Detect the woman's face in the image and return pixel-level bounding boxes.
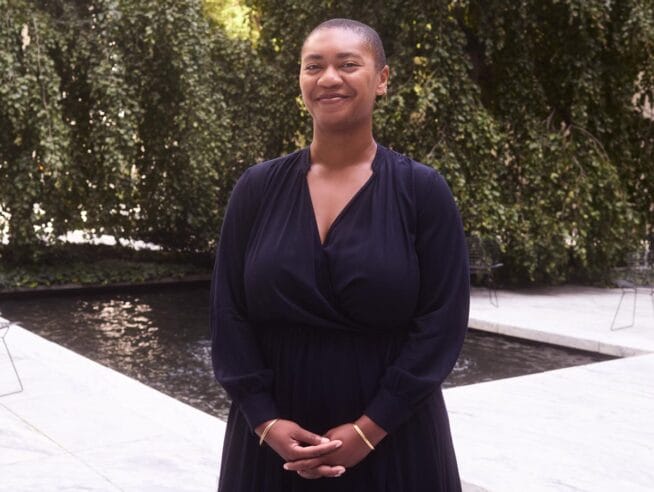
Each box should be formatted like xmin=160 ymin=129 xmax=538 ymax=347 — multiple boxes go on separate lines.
xmin=299 ymin=27 xmax=388 ymax=133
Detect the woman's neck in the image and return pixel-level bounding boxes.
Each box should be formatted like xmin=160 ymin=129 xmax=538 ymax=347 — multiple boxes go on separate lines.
xmin=309 ymin=124 xmax=377 ymax=170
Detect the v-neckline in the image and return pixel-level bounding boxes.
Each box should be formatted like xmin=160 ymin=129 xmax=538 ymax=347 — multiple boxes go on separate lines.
xmin=302 ymin=144 xmax=381 ymax=249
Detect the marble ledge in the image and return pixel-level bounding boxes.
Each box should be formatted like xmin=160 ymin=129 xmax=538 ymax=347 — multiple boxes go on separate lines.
xmin=468 ymin=317 xmax=650 ymax=357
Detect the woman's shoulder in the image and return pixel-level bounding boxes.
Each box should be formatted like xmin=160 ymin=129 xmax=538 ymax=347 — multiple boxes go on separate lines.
xmin=379 ymin=146 xmax=461 ymax=227
xmin=238 ymin=148 xmax=305 ymax=188
xmin=378 ymin=144 xmax=448 ymax=193
xmin=233 ymin=148 xmax=305 ymax=196
xmin=246 ymin=148 xmax=306 ymax=176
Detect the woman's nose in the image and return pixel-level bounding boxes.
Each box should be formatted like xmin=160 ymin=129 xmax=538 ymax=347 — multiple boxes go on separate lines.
xmin=317 ymin=65 xmax=342 ymax=86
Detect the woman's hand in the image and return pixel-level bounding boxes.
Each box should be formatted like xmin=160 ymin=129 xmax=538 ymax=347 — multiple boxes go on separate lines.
xmin=283 ymin=415 xmax=387 ymax=479
xmin=256 ymin=419 xmax=346 ymax=478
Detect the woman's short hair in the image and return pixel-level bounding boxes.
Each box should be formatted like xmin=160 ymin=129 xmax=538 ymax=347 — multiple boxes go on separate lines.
xmin=303 ymin=18 xmax=387 ymax=71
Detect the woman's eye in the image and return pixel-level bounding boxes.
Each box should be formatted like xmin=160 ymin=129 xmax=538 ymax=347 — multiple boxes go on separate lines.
xmin=343 ymin=62 xmax=358 ymax=68
xmin=304 ymin=65 xmax=320 ymax=71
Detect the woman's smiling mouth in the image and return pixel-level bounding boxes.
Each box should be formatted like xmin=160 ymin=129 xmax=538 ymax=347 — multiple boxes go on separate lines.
xmin=316 ymin=93 xmax=350 ymax=103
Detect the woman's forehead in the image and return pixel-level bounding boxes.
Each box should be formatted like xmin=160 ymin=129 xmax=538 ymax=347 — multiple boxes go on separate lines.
xmin=301 ymin=28 xmax=373 ymax=60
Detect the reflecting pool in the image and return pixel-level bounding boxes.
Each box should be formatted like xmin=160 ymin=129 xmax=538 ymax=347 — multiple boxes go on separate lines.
xmin=0 ymin=285 xmax=614 ymax=420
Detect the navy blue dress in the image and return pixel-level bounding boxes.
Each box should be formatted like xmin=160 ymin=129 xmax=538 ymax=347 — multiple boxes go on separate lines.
xmin=210 ymin=143 xmax=470 ymax=491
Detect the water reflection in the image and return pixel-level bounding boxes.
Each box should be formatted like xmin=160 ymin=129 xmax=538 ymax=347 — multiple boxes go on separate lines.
xmin=450 ymin=330 xmax=614 ymax=386
xmin=0 ymin=286 xmax=614 ymax=420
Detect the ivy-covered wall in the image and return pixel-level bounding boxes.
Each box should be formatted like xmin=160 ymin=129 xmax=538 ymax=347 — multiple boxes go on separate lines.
xmin=1 ymin=0 xmax=652 ymax=285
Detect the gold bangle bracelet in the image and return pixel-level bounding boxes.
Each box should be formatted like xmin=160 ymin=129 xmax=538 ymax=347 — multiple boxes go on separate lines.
xmin=259 ymin=418 xmax=279 ymax=446
xmin=352 ymin=423 xmax=375 ymax=451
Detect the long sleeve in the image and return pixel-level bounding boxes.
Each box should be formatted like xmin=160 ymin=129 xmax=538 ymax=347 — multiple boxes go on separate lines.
xmin=363 ymin=167 xmax=470 ymax=434
xmin=210 ymin=167 xmax=279 ymax=435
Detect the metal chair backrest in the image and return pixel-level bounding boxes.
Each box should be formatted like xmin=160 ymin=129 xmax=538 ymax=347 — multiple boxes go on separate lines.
xmin=616 ymin=248 xmax=652 ymax=286
xmin=466 ymin=235 xmax=502 ymax=271
xmin=466 ymin=236 xmax=485 ymax=269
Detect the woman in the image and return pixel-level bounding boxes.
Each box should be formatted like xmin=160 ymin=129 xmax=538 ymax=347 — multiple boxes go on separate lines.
xmin=211 ymin=18 xmax=470 ymax=491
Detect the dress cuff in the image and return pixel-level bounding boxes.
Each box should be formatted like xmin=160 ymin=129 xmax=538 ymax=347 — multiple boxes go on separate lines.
xmin=363 ymin=387 xmax=415 ymax=435
xmin=238 ymin=392 xmax=280 ymax=435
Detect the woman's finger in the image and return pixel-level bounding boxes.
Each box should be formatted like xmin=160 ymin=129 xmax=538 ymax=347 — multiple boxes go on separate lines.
xmin=290 ymin=427 xmax=329 ymax=446
xmin=284 ymin=457 xmax=321 ymax=471
xmin=296 ymin=465 xmax=346 ymax=479
xmin=288 ymin=440 xmax=342 ymax=460
xmin=297 ymin=469 xmax=321 ymax=479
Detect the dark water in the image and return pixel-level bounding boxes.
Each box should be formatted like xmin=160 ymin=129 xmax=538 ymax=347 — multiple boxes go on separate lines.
xmin=0 ymin=285 xmax=614 ymax=420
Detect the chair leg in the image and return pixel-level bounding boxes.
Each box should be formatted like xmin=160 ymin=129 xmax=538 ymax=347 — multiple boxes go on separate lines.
xmin=488 ymin=273 xmax=499 ymax=308
xmin=1 ymin=337 xmax=24 ymax=397
xmin=486 ymin=281 xmax=493 ymax=306
xmin=610 ymin=287 xmax=637 ymax=331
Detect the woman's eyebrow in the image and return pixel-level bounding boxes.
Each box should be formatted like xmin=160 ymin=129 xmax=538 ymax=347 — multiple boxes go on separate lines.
xmin=302 ymin=52 xmax=364 ymax=62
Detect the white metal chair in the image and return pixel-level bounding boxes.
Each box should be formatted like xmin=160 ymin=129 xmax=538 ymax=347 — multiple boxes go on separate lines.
xmin=466 ymin=235 xmax=504 ymax=307
xmin=0 ymin=317 xmax=24 ymax=396
xmin=609 ymin=249 xmax=654 ymax=331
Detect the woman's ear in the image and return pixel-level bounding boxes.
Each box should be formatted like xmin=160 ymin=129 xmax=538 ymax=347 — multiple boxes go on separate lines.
xmin=376 ymin=65 xmax=390 ymax=96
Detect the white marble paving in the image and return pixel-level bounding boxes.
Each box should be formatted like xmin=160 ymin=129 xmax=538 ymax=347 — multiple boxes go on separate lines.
xmin=78 ymin=435 xmax=219 ymax=492
xmin=1 ymin=283 xmax=653 ymax=491
xmin=0 ymin=320 xmax=224 ymax=492
xmin=0 ymin=452 xmax=122 ymax=492
xmin=0 ymin=405 xmax=64 ymax=466
xmin=3 ymin=391 xmax=165 ymax=453
xmin=446 ymin=354 xmax=654 ymax=492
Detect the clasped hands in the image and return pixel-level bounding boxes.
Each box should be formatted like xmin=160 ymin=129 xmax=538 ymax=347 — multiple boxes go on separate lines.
xmin=255 ymin=415 xmax=386 ymax=479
